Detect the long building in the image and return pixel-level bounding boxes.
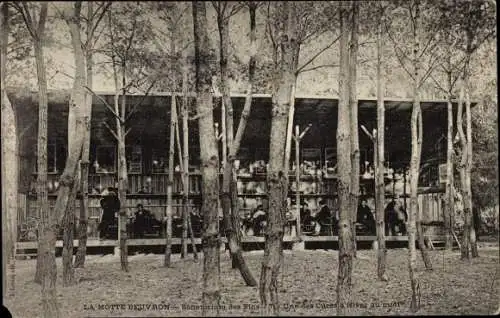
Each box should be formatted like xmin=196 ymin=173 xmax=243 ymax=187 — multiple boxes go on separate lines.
xmin=10 ymin=89 xmax=466 ymax=250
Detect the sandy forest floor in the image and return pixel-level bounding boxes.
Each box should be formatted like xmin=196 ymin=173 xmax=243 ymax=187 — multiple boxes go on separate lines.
xmin=4 ymin=243 xmax=499 ymax=317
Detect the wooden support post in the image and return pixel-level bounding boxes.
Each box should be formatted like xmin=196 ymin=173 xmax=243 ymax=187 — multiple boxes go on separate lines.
xmin=295 ymin=125 xmax=301 ymax=238
xmin=284 ymin=82 xmax=297 ymax=175
xmin=221 ymin=99 xmax=227 ymax=169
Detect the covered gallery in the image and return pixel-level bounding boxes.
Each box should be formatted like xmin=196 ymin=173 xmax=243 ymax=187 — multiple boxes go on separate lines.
xmin=12 ymin=90 xmax=461 ymax=248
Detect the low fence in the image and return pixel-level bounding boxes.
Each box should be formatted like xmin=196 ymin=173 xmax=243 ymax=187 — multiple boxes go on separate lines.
xmin=17 ymin=192 xmax=446 ymax=242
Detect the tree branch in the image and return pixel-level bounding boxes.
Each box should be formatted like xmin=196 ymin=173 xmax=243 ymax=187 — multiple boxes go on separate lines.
xmin=13 ymin=3 xmax=36 ymax=40
xmin=296 ymin=33 xmax=341 ymax=74
xmin=37 ymin=3 xmax=48 ymax=37
xmin=299 ymin=63 xmax=339 ymax=73
xmin=103 ymin=121 xmax=119 ymax=140
xmin=124 ymin=78 xmax=158 ymax=123
xmin=429 ymin=74 xmax=448 ymax=95
xmin=124 ymin=127 xmax=132 ymax=137
xmin=86 ymin=2 xmax=111 ymax=48
xmin=84 ymin=86 xmax=122 ymax=122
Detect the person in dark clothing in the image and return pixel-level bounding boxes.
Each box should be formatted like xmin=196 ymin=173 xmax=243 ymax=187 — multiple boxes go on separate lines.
xmin=252 ymin=205 xmax=267 ymax=236
xmin=301 ymin=209 xmax=316 ymax=234
xmin=133 ymin=204 xmax=153 ymax=238
xmin=473 ymin=206 xmax=481 ymax=241
xmin=315 ymin=199 xmax=336 ymax=235
xmin=98 ymin=188 xmax=120 ymax=239
xmin=384 ymin=199 xmax=407 ymax=236
xmin=357 ymin=198 xmax=376 ymax=234
xmin=190 ymin=208 xmax=203 ymax=238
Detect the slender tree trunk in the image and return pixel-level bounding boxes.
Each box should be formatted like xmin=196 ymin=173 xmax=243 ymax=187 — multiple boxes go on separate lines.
xmin=47 ymin=4 xmax=87 ymax=317
xmin=409 ymin=0 xmax=421 ymax=312
xmin=30 ymin=3 xmax=49 ymax=285
xmin=175 ymin=102 xmax=199 ymax=261
xmin=375 ymin=7 xmax=387 ymax=281
xmin=187 ymin=210 xmax=199 ymax=260
xmin=1 ymin=3 xmax=18 ymax=298
xmin=164 ymin=95 xmax=176 ymax=267
xmin=181 ymin=54 xmax=189 ymax=259
xmin=444 ymin=93 xmax=454 ymax=250
xmin=259 ymin=3 xmax=298 ymax=315
xmin=217 ymin=1 xmax=236 ymax=267
xmin=464 ymin=58 xmax=478 ymax=258
xmin=117 ymin=66 xmax=129 ymax=271
xmin=336 ymin=4 xmax=354 ymax=314
xmin=416 ymin=108 xmax=432 ymax=270
xmin=193 ymin=2 xmax=221 ymax=315
xmin=457 ymin=80 xmax=470 ymax=259
xmin=75 ymin=2 xmax=94 ymax=268
xmin=217 ymin=1 xmax=257 ymax=286
xmin=62 ymin=169 xmax=78 ymax=286
xmin=349 ymin=0 xmax=360 ymax=258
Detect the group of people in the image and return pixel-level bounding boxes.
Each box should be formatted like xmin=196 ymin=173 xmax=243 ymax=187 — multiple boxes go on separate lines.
xmin=356 ymin=197 xmax=408 ymax=236
xmin=98 ymin=187 xmax=409 ymax=240
xmin=98 ymin=188 xmax=162 ymax=239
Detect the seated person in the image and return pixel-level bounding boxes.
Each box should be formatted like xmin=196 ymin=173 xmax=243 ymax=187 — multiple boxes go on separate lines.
xmin=172 ymin=214 xmax=183 ymax=238
xmin=241 ymin=212 xmax=253 ymax=236
xmin=357 ymin=198 xmax=376 ymax=235
xmin=133 ymin=204 xmax=153 ymax=238
xmin=299 ymin=202 xmax=310 ymax=223
xmin=385 ymin=199 xmax=408 ymax=236
xmin=315 ymin=199 xmax=336 ymax=235
xmin=252 ymin=205 xmax=267 ymax=236
xmin=301 ymin=209 xmax=316 ymax=234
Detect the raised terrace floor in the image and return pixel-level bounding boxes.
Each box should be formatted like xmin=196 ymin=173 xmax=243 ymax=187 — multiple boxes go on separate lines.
xmin=16 ymin=235 xmax=449 ymax=257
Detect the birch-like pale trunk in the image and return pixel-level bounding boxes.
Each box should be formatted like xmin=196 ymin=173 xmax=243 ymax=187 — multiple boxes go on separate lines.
xmin=409 ymin=0 xmax=422 ymax=312
xmin=75 ymin=1 xmax=95 ymax=268
xmin=444 ymin=93 xmax=454 ymax=250
xmin=23 ymin=2 xmax=50 ymax=286
xmin=193 ymin=2 xmax=221 ymax=315
xmin=349 ymin=1 xmax=360 ymax=258
xmin=1 ymin=3 xmax=19 ymax=298
xmin=217 ymin=1 xmax=257 ymax=286
xmin=47 ymin=4 xmax=88 ymax=317
xmin=336 ymin=4 xmax=354 ymax=314
xmin=375 ymin=6 xmax=387 ymax=281
xmin=457 ymin=80 xmax=470 ymax=259
xmin=259 ymin=2 xmax=298 ymax=315
xmin=181 ymin=53 xmax=189 ymax=259
xmin=175 ymin=119 xmax=199 ymax=261
xmin=164 ymin=95 xmax=176 ymax=267
xmin=117 ymin=62 xmax=129 ymax=272
xmin=464 ymin=51 xmax=478 ymax=258
xmin=466 ymin=85 xmax=478 ymax=258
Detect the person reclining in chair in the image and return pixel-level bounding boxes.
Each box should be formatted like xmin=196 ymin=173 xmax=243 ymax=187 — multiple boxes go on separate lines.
xmin=384 ymin=199 xmax=407 ymax=236
xmin=133 ymin=204 xmax=156 ymax=238
xmin=357 ymin=197 xmax=376 ymax=235
xmin=314 ymin=200 xmax=335 ymax=235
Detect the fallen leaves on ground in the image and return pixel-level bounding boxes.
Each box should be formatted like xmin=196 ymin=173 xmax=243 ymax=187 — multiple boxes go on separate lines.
xmin=4 ymin=246 xmax=499 ymax=317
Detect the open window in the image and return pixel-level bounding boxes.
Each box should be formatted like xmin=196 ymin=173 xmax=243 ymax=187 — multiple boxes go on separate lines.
xmin=94 ymin=145 xmax=116 ymax=174
xmin=324 ymin=147 xmax=337 ymax=175
xmin=126 ymin=146 xmax=142 ymax=174
xmin=151 ymin=149 xmax=168 ymax=174
xmin=33 ymin=141 xmax=59 ymax=174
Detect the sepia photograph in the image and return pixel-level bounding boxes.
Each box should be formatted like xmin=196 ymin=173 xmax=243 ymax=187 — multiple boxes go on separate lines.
xmin=1 ymin=1 xmax=498 ymax=317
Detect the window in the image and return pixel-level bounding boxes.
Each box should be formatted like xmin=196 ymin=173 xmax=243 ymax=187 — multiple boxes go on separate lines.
xmin=151 ymin=149 xmax=168 ymax=174
xmin=126 ymin=146 xmax=142 ymax=174
xmin=324 ymin=147 xmax=336 ymax=173
xmin=33 ymin=142 xmax=58 ymax=174
xmin=94 ymin=145 xmax=116 ymax=174
xmin=302 ymin=148 xmax=322 ymax=175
